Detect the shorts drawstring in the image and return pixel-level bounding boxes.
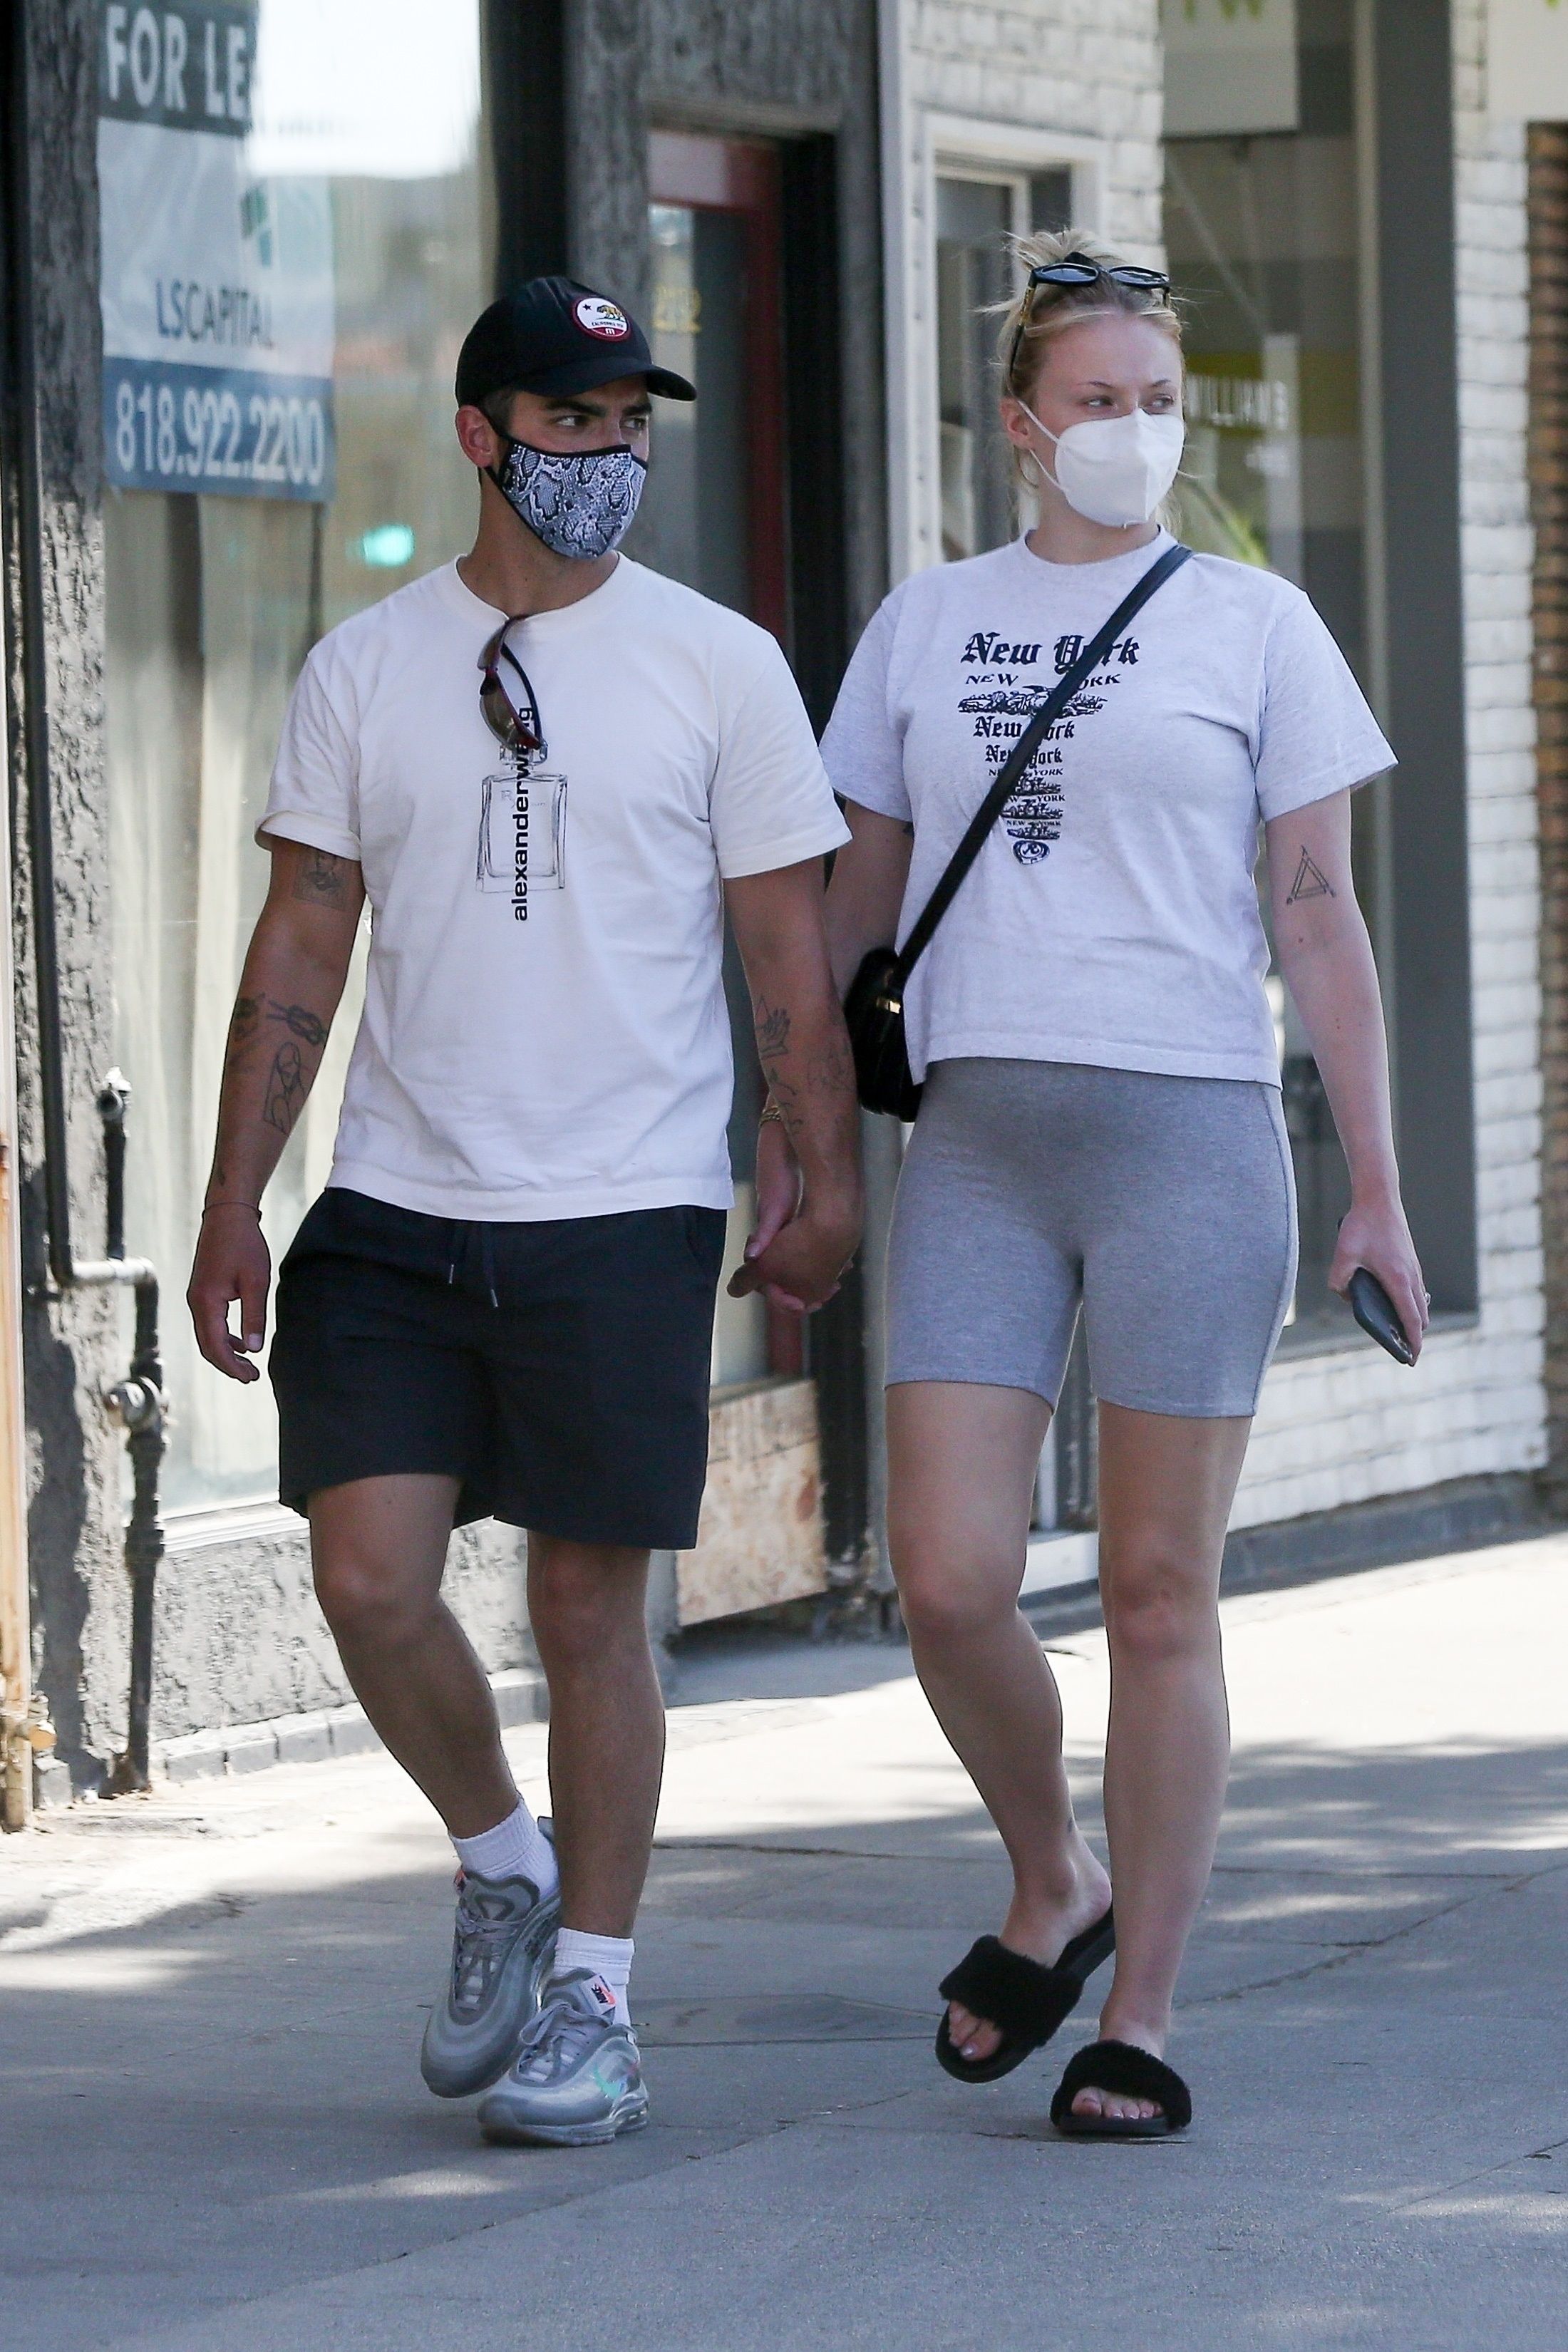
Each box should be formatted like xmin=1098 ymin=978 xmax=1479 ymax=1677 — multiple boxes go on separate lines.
xmin=447 ymin=1220 xmax=500 ymax=1309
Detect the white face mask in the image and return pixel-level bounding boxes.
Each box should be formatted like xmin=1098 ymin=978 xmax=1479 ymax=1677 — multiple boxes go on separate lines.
xmin=1020 ymin=401 xmax=1185 ymax=527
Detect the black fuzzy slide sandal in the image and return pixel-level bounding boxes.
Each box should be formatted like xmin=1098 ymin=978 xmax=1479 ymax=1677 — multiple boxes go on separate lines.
xmin=935 ymin=1908 xmax=1115 ymax=2085
xmin=1050 ymin=2038 xmax=1192 ymax=2138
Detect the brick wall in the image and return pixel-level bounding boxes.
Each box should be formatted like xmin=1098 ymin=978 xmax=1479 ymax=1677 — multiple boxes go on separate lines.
xmin=883 ymin=0 xmax=1165 ymax=574
xmin=1529 ymin=120 xmax=1568 ymax=1502
xmin=1233 ymin=0 xmax=1547 ymax=1527
xmin=901 ymin=0 xmax=1164 ymax=252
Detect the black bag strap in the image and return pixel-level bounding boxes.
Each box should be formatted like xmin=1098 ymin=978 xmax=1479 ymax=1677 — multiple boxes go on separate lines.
xmin=894 ymin=540 xmax=1193 ymax=984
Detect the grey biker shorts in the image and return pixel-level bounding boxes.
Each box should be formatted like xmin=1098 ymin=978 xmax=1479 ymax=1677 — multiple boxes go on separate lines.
xmin=885 ymin=1058 xmax=1298 ymax=1418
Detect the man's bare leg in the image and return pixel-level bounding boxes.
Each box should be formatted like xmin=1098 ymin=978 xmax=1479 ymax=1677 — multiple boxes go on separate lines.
xmin=525 ymin=1534 xmax=663 ymax=1936
xmin=309 ymin=1473 xmax=517 ymax=1837
xmin=311 ymin=1487 xmax=662 ymax=1936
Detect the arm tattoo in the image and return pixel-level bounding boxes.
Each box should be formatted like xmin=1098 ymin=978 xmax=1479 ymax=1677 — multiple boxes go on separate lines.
xmin=272 ymin=1000 xmax=328 ymax=1048
xmin=230 ymin=994 xmax=329 ymax=1056
xmin=262 ymin=1043 xmax=308 ymax=1137
xmin=754 ymin=999 xmax=792 ymax=1058
xmin=807 ymin=1037 xmax=853 ymax=1097
xmin=1286 ymin=848 xmax=1335 ymax=904
xmin=292 ymin=848 xmax=352 ymax=908
xmin=223 ymin=996 xmax=262 ymax=1077
xmin=752 ymin=993 xmax=804 ymax=1135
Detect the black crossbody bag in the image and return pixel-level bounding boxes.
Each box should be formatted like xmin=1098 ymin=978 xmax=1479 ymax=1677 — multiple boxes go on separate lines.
xmin=843 ymin=541 xmax=1193 ymax=1120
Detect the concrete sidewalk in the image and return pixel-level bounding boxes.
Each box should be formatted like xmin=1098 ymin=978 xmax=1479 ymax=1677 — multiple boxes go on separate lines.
xmin=4 ymin=1537 xmax=1566 ymax=2351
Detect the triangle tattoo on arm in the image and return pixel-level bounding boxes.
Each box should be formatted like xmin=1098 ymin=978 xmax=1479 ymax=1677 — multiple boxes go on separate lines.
xmin=1286 ymin=848 xmax=1335 ymax=904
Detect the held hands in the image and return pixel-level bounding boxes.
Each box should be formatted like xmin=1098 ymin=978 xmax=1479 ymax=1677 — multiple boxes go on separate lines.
xmin=187 ymin=1205 xmax=273 ymax=1383
xmin=729 ymin=1115 xmax=860 ymax=1315
xmin=1329 ymin=1195 xmax=1428 ymax=1361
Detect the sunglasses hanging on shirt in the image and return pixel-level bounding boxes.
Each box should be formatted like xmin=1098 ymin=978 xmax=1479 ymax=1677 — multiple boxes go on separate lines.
xmin=478 ymin=617 xmax=547 ymax=763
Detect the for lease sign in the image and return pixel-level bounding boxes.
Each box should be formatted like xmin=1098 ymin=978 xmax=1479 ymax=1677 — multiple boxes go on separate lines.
xmin=97 ymin=3 xmax=336 ymax=501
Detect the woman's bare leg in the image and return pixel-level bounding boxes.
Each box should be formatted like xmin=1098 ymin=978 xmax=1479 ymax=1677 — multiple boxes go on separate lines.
xmin=1072 ymin=1402 xmax=1252 ymax=2123
xmin=887 ymin=1381 xmax=1112 ymax=2065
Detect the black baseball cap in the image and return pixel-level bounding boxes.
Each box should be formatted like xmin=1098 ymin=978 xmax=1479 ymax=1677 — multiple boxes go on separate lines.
xmin=455 ymin=275 xmax=696 ymax=410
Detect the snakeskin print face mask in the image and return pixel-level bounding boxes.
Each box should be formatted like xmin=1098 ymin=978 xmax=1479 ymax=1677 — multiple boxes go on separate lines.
xmin=489 ymin=433 xmax=647 ymax=559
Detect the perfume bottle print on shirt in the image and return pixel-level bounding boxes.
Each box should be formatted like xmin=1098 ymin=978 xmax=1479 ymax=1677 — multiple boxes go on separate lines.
xmin=477 ymin=765 xmax=568 ymax=922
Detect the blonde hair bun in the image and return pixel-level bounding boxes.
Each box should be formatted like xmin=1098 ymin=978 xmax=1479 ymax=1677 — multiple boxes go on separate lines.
xmin=996 ymin=227 xmax=1183 ymax=406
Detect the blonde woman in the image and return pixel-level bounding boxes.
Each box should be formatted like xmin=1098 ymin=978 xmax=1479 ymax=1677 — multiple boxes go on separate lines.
xmin=794 ymin=233 xmax=1425 ymax=2134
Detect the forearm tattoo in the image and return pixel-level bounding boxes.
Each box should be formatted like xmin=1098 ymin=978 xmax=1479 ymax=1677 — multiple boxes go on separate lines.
xmin=225 ymin=994 xmax=329 ymax=1070
xmin=751 ymin=992 xmax=801 ymax=1133
xmin=220 ymin=985 xmax=332 ymax=1163
xmin=806 ymin=1036 xmax=854 ymax=1096
xmin=752 ymin=989 xmax=856 ymax=1145
xmin=274 ymin=1001 xmax=328 ymax=1048
xmin=262 ymin=1043 xmax=307 ymax=1137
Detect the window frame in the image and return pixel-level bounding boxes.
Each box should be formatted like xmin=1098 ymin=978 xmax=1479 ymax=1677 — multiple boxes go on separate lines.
xmin=882 ymin=107 xmax=1108 ymax=577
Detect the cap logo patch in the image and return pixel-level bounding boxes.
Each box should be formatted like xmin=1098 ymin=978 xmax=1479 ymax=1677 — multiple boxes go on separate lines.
xmin=574 ymin=296 xmax=631 ymax=341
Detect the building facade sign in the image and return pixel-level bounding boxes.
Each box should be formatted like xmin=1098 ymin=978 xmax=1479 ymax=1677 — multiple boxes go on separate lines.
xmin=1162 ymin=0 xmax=1299 ymax=139
xmin=97 ymin=3 xmax=335 ymax=501
xmin=1488 ymin=0 xmax=1568 ymax=119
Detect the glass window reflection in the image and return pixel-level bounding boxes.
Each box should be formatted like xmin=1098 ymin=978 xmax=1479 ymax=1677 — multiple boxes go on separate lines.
xmin=105 ymin=0 xmax=492 ymax=1508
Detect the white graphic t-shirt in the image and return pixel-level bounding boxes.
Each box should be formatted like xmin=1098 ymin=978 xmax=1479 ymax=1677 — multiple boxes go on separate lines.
xmin=820 ymin=530 xmax=1394 ymax=1088
xmin=260 ymin=557 xmax=850 ymax=1219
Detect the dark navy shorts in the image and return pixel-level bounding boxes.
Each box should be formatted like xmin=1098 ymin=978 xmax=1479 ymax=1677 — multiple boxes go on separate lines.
xmin=270 ymin=1187 xmax=726 ymax=1549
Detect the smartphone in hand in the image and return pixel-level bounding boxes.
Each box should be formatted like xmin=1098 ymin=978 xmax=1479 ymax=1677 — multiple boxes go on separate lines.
xmin=1346 ymin=1266 xmax=1415 ymax=1366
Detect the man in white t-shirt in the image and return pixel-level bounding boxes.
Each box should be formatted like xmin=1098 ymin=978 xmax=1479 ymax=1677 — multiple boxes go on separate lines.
xmin=187 ymin=276 xmax=860 ymax=2147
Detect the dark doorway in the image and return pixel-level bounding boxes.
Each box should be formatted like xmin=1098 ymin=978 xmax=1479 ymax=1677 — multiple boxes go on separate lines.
xmin=640 ymin=131 xmax=799 ymax=1388
xmin=642 ymin=133 xmax=787 ymax=634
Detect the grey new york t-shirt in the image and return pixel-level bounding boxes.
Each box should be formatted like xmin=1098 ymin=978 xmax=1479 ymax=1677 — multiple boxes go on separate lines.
xmin=820 ymin=530 xmax=1394 ymax=1088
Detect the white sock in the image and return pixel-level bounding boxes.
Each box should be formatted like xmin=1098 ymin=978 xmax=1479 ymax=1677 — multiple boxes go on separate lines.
xmin=450 ymin=1799 xmax=559 ymax=1899
xmin=552 ymin=1927 xmax=634 ymax=2026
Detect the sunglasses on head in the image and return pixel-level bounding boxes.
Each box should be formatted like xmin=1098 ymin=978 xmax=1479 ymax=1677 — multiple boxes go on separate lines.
xmin=1008 ymin=254 xmax=1172 ymax=381
xmin=478 ymin=617 xmax=546 ymax=762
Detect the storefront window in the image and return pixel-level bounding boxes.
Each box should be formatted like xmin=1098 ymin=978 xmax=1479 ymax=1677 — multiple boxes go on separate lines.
xmin=934 ymin=167 xmax=1073 ymax=561
xmin=103 ymin=0 xmax=491 ymax=1510
xmin=1162 ymin=0 xmax=1375 ymax=1336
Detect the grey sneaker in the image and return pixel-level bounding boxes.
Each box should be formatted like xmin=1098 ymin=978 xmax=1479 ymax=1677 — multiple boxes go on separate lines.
xmin=477 ymin=1968 xmax=649 ymax=2147
xmin=419 ymin=1829 xmax=560 ymax=2099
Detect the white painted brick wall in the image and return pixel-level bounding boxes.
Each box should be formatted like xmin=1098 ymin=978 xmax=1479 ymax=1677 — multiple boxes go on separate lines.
xmin=882 ymin=0 xmax=1164 ymax=569
xmin=1237 ymin=0 xmax=1547 ymax=1527
xmin=902 ymin=0 xmax=1165 ymax=257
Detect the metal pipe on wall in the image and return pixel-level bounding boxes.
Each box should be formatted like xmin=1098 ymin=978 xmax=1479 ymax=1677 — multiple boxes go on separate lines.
xmin=2 ymin=0 xmax=166 ymax=1810
xmin=0 ymin=734 xmax=38 ymax=1830
xmin=0 ymin=0 xmax=41 ymax=1828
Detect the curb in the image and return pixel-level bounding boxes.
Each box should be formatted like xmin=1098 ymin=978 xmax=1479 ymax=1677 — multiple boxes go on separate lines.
xmin=145 ymin=1666 xmax=550 ymax=1790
